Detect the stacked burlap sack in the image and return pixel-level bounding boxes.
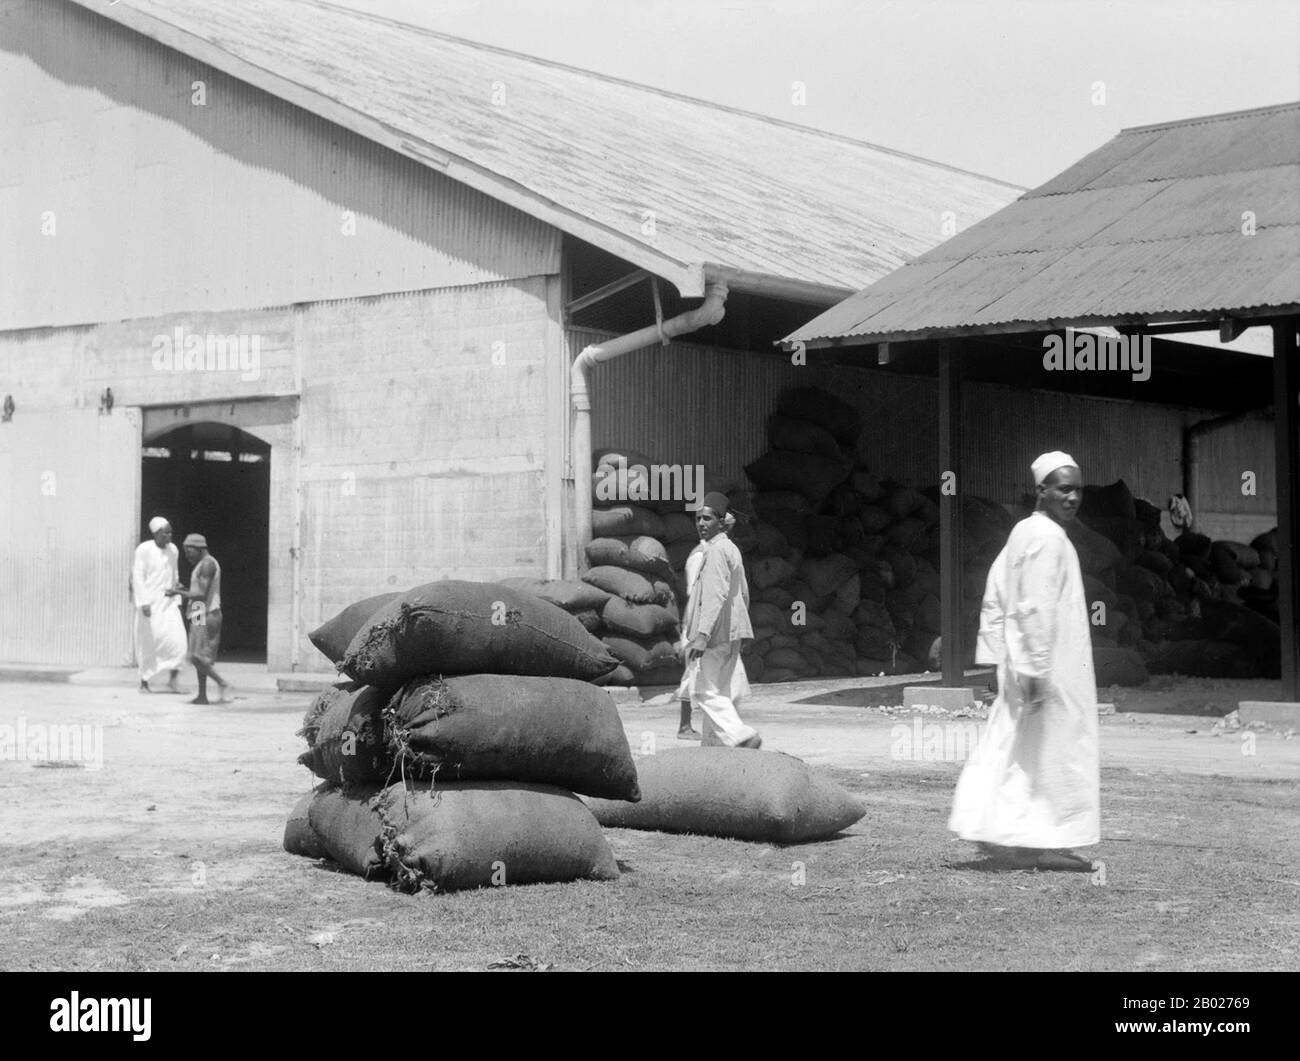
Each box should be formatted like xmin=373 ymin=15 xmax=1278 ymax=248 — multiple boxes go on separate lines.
xmin=284 ymin=580 xmax=637 ymax=892
xmin=580 ymin=446 xmax=706 ymax=688
xmin=735 ymin=386 xmax=1015 ymax=684
xmin=1064 ymin=480 xmax=1281 ymax=683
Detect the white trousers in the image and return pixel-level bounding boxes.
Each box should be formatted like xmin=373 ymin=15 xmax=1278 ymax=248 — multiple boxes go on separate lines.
xmin=691 ymin=642 xmax=757 ymax=747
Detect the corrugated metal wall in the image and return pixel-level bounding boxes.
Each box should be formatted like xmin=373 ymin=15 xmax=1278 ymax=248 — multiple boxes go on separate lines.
xmin=0 ymin=408 xmax=141 ymax=666
xmin=578 ymin=328 xmax=1240 ymax=514
xmin=0 ymin=0 xmax=561 ymax=330
xmin=1189 ymin=414 xmax=1277 ymax=543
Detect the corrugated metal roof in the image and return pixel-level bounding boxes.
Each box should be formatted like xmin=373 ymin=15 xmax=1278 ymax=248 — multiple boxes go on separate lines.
xmin=67 ymin=0 xmax=1022 ymax=302
xmin=789 ymin=102 xmax=1300 ymax=343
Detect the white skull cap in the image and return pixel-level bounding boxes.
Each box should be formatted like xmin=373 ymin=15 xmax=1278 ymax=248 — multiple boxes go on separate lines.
xmin=1031 ymin=451 xmax=1078 ymax=486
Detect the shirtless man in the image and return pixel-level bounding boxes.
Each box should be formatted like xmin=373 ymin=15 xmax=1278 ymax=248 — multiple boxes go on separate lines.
xmin=167 ymin=533 xmax=231 ymax=705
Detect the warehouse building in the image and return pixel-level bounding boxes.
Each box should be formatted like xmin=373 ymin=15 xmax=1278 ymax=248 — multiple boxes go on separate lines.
xmin=0 ymin=0 xmax=1280 ymax=681
xmin=786 ymin=102 xmax=1300 ymax=700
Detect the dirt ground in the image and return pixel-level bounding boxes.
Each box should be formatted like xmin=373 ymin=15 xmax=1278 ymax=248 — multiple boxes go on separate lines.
xmin=1 ymin=668 xmax=1297 ymax=972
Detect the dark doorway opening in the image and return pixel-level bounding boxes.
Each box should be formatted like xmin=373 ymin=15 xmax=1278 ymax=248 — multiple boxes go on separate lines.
xmin=141 ymin=423 xmax=271 ymax=662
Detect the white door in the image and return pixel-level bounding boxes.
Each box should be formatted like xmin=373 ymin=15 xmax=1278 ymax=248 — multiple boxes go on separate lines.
xmin=0 ymin=407 xmax=142 ymax=666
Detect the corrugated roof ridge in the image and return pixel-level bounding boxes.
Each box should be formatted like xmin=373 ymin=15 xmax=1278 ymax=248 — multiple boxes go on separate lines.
xmin=922 ymin=219 xmax=1300 ymax=264
xmin=300 ymin=0 xmax=1025 ymax=192
xmin=1119 ymin=100 xmax=1300 ymax=135
xmin=1029 ymin=159 xmax=1300 ymax=196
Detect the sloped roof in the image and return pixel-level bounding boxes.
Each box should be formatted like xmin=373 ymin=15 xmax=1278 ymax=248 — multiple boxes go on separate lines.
xmin=788 ymin=102 xmax=1300 ymax=343
xmin=70 ymin=0 xmax=1022 ymax=302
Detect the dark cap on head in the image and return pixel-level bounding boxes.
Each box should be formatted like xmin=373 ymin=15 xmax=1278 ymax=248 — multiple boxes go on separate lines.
xmin=701 ymin=491 xmax=729 ymax=517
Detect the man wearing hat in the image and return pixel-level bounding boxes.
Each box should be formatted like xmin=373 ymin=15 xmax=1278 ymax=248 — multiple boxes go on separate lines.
xmin=948 ymin=452 xmax=1100 ymax=871
xmin=680 ymin=492 xmax=761 ymax=749
xmin=131 ymin=517 xmax=187 ymax=693
xmin=166 ymin=533 xmax=230 ymax=704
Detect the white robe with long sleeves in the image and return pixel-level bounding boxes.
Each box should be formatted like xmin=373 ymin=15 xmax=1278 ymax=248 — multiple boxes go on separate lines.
xmin=132 ymin=539 xmax=187 ymax=681
xmin=948 ymin=512 xmax=1100 ymax=849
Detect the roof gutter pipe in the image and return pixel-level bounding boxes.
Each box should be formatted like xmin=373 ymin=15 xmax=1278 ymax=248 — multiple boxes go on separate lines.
xmin=570 ymin=279 xmax=729 ymax=564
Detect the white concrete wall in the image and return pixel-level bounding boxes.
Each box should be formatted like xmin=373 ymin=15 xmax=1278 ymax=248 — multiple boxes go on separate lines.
xmin=294 ymin=280 xmax=556 ymax=671
xmin=0 ymin=279 xmax=557 ymax=671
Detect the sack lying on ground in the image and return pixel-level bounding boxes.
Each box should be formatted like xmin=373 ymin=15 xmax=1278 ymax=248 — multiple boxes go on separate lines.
xmin=309 ymin=593 xmax=404 ymax=663
xmin=307 ymin=780 xmax=620 ymax=890
xmin=583 ymin=748 xmax=865 ymax=843
xmin=385 ymin=674 xmax=640 ymax=800
xmin=308 ymin=782 xmax=388 ymax=878
xmin=381 ymin=781 xmax=620 ymax=893
xmin=340 ymin=581 xmax=618 ymax=686
xmin=283 ymin=786 xmax=331 ymax=859
xmin=298 ymin=684 xmax=394 ymax=785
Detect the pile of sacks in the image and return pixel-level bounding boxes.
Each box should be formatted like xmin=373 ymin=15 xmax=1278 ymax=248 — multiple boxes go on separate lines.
xmin=1066 ymin=480 xmax=1281 ymax=682
xmin=283 ymin=580 xmax=639 ymax=892
xmin=578 ymin=447 xmax=701 ymax=687
xmin=718 ymin=386 xmax=1015 ymax=683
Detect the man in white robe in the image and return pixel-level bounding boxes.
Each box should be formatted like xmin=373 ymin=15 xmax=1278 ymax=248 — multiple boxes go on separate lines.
xmin=681 ymin=492 xmax=759 ymax=749
xmin=948 ymin=452 xmax=1099 ymax=870
xmin=132 ymin=517 xmax=187 ymax=693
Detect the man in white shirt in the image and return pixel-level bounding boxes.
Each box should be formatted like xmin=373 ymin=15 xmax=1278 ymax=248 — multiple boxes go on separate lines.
xmin=948 ymin=451 xmax=1099 ymax=871
xmin=131 ymin=517 xmax=187 ymax=693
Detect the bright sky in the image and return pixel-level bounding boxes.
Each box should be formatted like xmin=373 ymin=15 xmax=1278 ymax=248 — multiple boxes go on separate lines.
xmin=335 ymin=0 xmax=1300 ymax=188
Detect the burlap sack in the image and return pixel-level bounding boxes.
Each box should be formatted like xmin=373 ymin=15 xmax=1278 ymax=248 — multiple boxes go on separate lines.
xmin=340 ymin=581 xmax=619 ymax=686
xmin=308 ymin=592 xmax=403 ymax=663
xmin=308 ymin=782 xmax=388 ymax=878
xmin=592 ymin=505 xmax=668 ymax=539
xmin=385 ymin=674 xmax=640 ymax=800
xmin=297 ymin=684 xmax=393 ymax=785
xmin=584 ymin=748 xmax=866 ymax=843
xmin=381 ymin=781 xmax=620 ymax=893
xmin=283 ymin=786 xmax=331 ymax=859
xmin=583 ymin=566 xmax=658 ymax=604
xmin=601 ymin=597 xmax=679 ymax=639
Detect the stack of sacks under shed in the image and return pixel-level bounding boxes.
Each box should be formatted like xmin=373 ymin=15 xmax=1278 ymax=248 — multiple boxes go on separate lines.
xmin=1061 ymin=478 xmax=1281 ymax=682
xmin=581 ymin=447 xmax=691 ymax=687
xmin=283 ymin=580 xmax=638 ymax=892
xmin=735 ymin=385 xmax=1016 ymax=684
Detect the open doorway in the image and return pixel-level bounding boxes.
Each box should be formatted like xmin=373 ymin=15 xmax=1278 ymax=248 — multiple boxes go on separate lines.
xmin=141 ymin=422 xmax=271 ymax=662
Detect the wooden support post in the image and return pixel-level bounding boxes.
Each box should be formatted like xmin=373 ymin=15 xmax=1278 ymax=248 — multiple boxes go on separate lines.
xmin=938 ymin=341 xmax=965 ymax=686
xmin=1273 ymin=316 xmax=1300 ymax=700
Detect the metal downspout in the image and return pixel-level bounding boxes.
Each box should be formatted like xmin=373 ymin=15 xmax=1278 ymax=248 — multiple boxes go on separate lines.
xmin=570 ymin=280 xmax=729 ymax=562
